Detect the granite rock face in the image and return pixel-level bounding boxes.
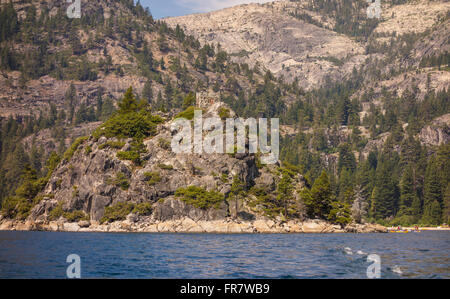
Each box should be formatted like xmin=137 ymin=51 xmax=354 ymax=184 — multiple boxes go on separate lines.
xmin=165 ymin=1 xmax=366 ymax=90
xmin=27 ymin=102 xmax=303 ymax=225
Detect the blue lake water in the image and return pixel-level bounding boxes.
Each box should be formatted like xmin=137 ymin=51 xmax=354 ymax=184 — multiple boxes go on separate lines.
xmin=0 ymin=231 xmax=448 ymax=278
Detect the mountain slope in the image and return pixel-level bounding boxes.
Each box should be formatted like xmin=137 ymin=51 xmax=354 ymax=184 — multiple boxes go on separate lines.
xmin=165 ymin=1 xmax=367 ymax=90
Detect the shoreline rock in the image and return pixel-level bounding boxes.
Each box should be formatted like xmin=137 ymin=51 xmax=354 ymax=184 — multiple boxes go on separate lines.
xmin=0 ymin=218 xmax=387 ymax=234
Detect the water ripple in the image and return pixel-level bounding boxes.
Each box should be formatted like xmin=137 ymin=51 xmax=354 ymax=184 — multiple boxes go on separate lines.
xmin=0 ymin=231 xmax=448 ymax=278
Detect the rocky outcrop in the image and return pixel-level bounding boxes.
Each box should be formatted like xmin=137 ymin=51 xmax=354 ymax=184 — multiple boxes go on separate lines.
xmin=419 ymin=114 xmax=450 ymax=147
xmin=0 ymin=97 xmax=391 ymax=234
xmin=25 ymin=101 xmax=291 ymax=225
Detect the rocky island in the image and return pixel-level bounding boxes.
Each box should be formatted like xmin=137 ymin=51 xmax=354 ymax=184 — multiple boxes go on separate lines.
xmin=0 ymin=88 xmax=386 ymax=233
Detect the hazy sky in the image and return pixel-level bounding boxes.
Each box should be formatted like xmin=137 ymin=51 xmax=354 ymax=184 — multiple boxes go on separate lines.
xmin=141 ymin=0 xmax=273 ymax=19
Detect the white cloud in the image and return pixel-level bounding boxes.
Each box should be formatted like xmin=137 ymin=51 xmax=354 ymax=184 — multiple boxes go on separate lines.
xmin=177 ymin=0 xmax=275 ymax=12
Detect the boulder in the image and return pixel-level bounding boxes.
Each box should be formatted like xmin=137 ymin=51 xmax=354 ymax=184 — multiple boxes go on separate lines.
xmin=78 ymin=220 xmax=91 ymax=228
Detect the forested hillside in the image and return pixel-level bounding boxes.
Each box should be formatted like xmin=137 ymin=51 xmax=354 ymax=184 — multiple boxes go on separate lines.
xmin=0 ymin=0 xmax=449 ymax=227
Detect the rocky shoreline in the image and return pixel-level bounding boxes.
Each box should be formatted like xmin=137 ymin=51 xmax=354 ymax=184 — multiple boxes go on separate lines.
xmin=0 ymin=218 xmax=387 ymax=234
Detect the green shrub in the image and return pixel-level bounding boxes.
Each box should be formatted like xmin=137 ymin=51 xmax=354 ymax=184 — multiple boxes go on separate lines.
xmin=63 ymin=136 xmax=88 ymax=161
xmin=72 ymin=185 xmax=79 ymax=198
xmin=1 ymin=167 xmax=48 ymax=220
xmin=175 ymin=186 xmax=224 ymax=210
xmin=93 ymin=110 xmax=162 ymax=141
xmin=48 ymin=202 xmax=64 ymax=221
xmin=143 ymin=171 xmax=161 ymax=185
xmin=158 ymin=138 xmax=171 ymax=150
xmin=85 ymin=145 xmax=92 ymax=155
xmin=158 ymin=163 xmax=173 ymax=170
xmin=116 ymin=140 xmax=147 ymax=165
xmin=175 ymin=106 xmax=203 ymax=120
xmin=108 ymin=172 xmax=130 ymax=190
xmin=99 ymin=141 xmax=125 ymax=150
xmin=64 ymin=210 xmax=89 ymax=222
xmin=1 ymin=196 xmax=33 ymax=220
xmin=132 ymin=202 xmax=152 ymax=216
xmin=100 ymin=202 xmax=135 ymax=224
xmin=92 ymin=87 xmax=164 ymax=141
xmin=218 ymin=107 xmax=231 ymax=120
xmin=117 ymin=151 xmax=141 ymax=164
xmin=221 ymin=173 xmax=229 ymax=183
xmin=248 ymin=186 xmax=282 ymax=219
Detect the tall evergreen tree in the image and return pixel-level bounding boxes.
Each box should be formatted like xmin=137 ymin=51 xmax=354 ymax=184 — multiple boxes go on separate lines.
xmin=371 ymin=161 xmax=397 ymax=219
xmin=398 ymin=165 xmax=419 ymax=217
xmin=422 ymin=157 xmax=443 ymax=224
xmin=230 ymin=175 xmax=246 ymax=219
xmin=310 ymin=170 xmax=333 ymax=219
xmin=277 ymin=170 xmax=294 ymax=219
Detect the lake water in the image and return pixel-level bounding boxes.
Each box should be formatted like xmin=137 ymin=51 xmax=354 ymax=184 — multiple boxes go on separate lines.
xmin=0 ymin=231 xmax=448 ymax=279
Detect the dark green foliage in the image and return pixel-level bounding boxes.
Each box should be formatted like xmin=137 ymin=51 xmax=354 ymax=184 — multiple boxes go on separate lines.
xmin=175 ymin=106 xmax=200 ymax=120
xmin=116 ymin=140 xmax=147 ymax=165
xmin=157 ymin=138 xmax=171 ymax=150
xmin=338 ymin=143 xmax=356 ymax=173
xmin=108 ymin=172 xmax=130 ymax=190
xmin=157 ymin=163 xmax=173 ymax=170
xmin=63 ymin=136 xmax=88 ymax=162
xmin=276 ymin=169 xmax=294 ymax=219
xmin=0 ymin=2 xmax=19 ymax=42
xmin=308 ymin=171 xmax=333 ymax=219
xmin=100 ymin=201 xmax=152 ymax=223
xmin=398 ymin=165 xmax=419 ymax=219
xmin=143 ymin=171 xmax=161 ymax=185
xmin=420 ymin=51 xmax=450 ymax=69
xmin=230 ymin=175 xmax=246 ymax=218
xmin=218 ymin=107 xmax=231 ymax=120
xmin=93 ymin=87 xmax=163 ymax=141
xmin=100 ymin=202 xmax=134 ymax=223
xmin=421 ymin=157 xmax=443 ymax=225
xmin=132 ymin=202 xmax=152 ymax=216
xmin=182 ymin=93 xmax=196 ymax=110
xmin=1 ymin=152 xmax=60 ymax=219
xmin=328 ymin=201 xmax=352 ymax=227
xmin=175 ymin=186 xmax=224 ymax=210
xmin=96 ymin=111 xmax=158 ymax=140
xmin=64 ymin=210 xmax=89 ymax=222
xmin=371 ymin=161 xmax=397 ymax=219
xmin=98 ymin=141 xmax=125 ymax=150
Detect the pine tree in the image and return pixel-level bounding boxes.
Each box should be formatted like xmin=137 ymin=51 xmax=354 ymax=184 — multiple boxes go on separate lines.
xmin=277 ymin=170 xmax=294 ymax=219
xmin=443 ymin=183 xmax=450 ymax=225
xmin=338 ymin=168 xmax=354 ymax=204
xmin=118 ymin=86 xmax=141 ymax=113
xmin=398 ymin=165 xmax=418 ymax=217
xmin=422 ymin=157 xmax=443 ymax=225
xmin=310 ymin=170 xmax=333 ymax=219
xmin=230 ymin=175 xmax=246 ymax=219
xmin=352 ymin=184 xmax=368 ymax=223
xmin=338 ymin=143 xmax=356 ymax=173
xmin=300 ymin=187 xmax=314 ymax=218
xmin=371 ymin=161 xmax=397 ymax=219
xmin=142 ymin=79 xmax=153 ymax=104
